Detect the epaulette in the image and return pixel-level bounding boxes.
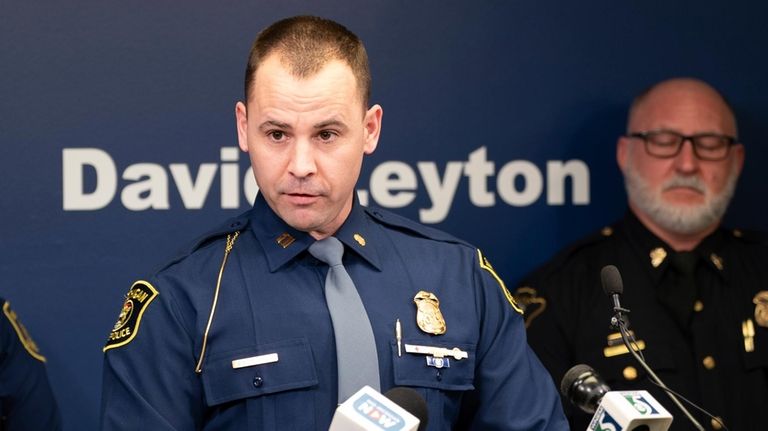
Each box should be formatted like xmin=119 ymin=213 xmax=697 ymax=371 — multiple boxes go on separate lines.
xmin=728 ymin=227 xmax=768 ymax=245
xmin=153 ymin=211 xmax=252 ymax=274
xmin=522 ymin=224 xmax=615 ymax=285
xmin=363 ymin=206 xmax=471 ymax=248
xmin=551 ymin=224 xmax=615 ymax=263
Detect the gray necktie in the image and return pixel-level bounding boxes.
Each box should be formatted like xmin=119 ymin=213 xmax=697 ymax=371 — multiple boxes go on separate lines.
xmin=308 ymin=236 xmax=380 ymax=402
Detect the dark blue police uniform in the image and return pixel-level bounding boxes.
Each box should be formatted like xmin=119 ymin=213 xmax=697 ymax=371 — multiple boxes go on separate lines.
xmin=101 ymin=195 xmax=567 ymax=430
xmin=0 ymin=298 xmax=62 ymax=431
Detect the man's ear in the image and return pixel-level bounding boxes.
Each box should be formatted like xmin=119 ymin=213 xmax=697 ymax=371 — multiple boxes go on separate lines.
xmin=235 ymin=101 xmax=249 ymax=153
xmin=732 ymin=143 xmax=745 ymax=175
xmin=616 ymin=136 xmax=629 ymax=173
xmin=362 ymin=104 xmax=383 ymax=155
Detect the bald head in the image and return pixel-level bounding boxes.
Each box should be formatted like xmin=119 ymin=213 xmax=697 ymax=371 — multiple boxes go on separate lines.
xmin=627 ymin=78 xmax=737 ymax=138
xmin=618 ymin=77 xmax=745 ymax=250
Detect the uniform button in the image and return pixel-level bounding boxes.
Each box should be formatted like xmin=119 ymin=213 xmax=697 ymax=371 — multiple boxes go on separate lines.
xmin=435 ymin=370 xmax=442 ymax=381
xmin=622 ymin=366 xmax=638 ymax=381
xmin=694 ymin=301 xmax=704 ymax=312
xmin=711 ymin=417 xmax=724 ymax=430
xmin=702 ymin=356 xmax=716 ymax=370
xmin=252 ymin=376 xmax=263 ymax=387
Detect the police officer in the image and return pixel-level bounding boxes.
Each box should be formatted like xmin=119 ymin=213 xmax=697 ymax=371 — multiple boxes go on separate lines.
xmin=0 ymin=298 xmax=62 ymax=430
xmin=516 ymin=78 xmax=767 ymax=430
xmin=100 ymin=16 xmax=567 ymax=430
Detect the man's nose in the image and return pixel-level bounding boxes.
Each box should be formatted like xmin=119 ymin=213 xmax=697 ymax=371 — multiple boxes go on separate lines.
xmin=287 ymin=140 xmax=317 ymax=178
xmin=673 ymin=138 xmax=700 ymax=173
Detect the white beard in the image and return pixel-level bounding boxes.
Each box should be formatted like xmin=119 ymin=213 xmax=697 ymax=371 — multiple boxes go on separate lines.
xmin=623 ymin=157 xmax=739 ymax=235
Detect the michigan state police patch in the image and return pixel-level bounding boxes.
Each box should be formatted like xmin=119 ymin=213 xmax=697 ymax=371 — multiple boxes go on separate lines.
xmin=104 ymin=280 xmax=158 ymax=351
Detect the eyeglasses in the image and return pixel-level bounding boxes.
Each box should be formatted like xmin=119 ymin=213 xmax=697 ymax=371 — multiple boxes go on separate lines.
xmin=625 ymin=130 xmax=738 ymax=161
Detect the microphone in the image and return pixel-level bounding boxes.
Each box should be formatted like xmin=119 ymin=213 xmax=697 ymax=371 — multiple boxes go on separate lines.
xmin=561 ymin=364 xmax=672 ymax=431
xmin=599 ymin=265 xmax=711 ymax=431
xmin=600 ymin=265 xmax=630 ymax=329
xmin=329 ymin=385 xmax=427 ymax=431
xmin=560 ymin=364 xmax=610 ymax=414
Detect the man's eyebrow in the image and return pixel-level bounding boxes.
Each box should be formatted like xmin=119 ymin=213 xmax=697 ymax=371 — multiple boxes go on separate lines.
xmin=258 ymin=120 xmax=291 ymax=131
xmin=314 ymin=119 xmax=348 ymax=130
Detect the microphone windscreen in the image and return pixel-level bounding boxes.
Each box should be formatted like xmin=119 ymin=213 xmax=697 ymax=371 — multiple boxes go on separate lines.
xmin=560 ymin=364 xmax=595 ymax=397
xmin=560 ymin=364 xmax=610 ymax=414
xmin=600 ymin=265 xmax=623 ymax=296
xmin=384 ymin=387 xmax=428 ymax=431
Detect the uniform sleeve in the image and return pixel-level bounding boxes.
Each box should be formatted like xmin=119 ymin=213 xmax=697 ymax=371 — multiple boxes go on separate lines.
xmin=518 ymin=265 xmax=595 ymax=427
xmin=0 ymin=302 xmax=62 ymax=431
xmin=100 ymin=279 xmax=205 ymax=430
xmin=456 ymin=251 xmax=568 ymax=430
xmin=518 ymin=268 xmax=576 ymax=395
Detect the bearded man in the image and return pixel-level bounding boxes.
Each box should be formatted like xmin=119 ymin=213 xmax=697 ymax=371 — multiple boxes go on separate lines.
xmin=516 ymin=78 xmax=768 ymax=430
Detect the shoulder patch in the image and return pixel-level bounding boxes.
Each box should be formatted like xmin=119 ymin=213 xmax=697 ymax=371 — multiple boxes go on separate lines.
xmin=512 ymin=286 xmax=547 ymax=328
xmin=104 ymin=280 xmax=159 ymax=352
xmin=477 ymin=249 xmax=523 ymax=314
xmin=3 ymin=301 xmax=46 ymax=362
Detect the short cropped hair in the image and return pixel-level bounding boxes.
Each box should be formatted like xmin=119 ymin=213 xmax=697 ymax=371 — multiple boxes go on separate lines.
xmin=243 ymin=16 xmax=371 ymax=108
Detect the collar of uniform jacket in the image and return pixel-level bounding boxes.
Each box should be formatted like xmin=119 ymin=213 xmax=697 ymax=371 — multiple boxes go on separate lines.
xmin=620 ymin=210 xmax=730 ymax=284
xmin=248 ymin=194 xmax=384 ymax=272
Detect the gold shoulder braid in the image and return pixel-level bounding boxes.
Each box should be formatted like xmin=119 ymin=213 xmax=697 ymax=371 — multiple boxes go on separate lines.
xmin=3 ymin=301 xmax=46 ymax=362
xmin=195 ymin=231 xmax=240 ymax=373
xmin=477 ymin=249 xmax=523 ymax=314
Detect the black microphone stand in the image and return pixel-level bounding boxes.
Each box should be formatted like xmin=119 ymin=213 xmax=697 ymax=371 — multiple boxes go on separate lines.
xmin=610 ymin=301 xmax=706 ymax=431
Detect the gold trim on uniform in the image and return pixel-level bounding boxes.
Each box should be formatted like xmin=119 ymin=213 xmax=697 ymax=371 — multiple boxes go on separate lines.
xmin=513 ymin=287 xmax=547 ymax=328
xmin=623 ymin=366 xmax=638 ymax=381
xmin=753 ymin=291 xmax=768 ymax=328
xmin=413 ymin=291 xmax=446 ymax=335
xmin=709 ymin=253 xmax=723 ymax=271
xmin=649 ymin=247 xmax=667 ymax=268
xmin=103 ymin=280 xmax=159 ymax=352
xmin=2 ymin=301 xmax=46 ymax=362
xmin=276 ymin=232 xmax=295 ymax=248
xmin=477 ymin=249 xmax=523 ymax=314
xmin=353 ymin=233 xmax=366 ymax=246
xmin=711 ymin=417 xmax=725 ymax=430
xmin=742 ymin=319 xmax=755 ymax=353
xmin=196 ymin=231 xmax=240 ymax=373
xmin=702 ymin=355 xmax=716 ymax=370
xmin=604 ymin=341 xmax=646 ymax=358
xmin=604 ymin=330 xmax=645 ymax=357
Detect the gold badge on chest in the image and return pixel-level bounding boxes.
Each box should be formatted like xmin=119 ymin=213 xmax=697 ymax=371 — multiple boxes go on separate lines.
xmin=413 ymin=291 xmax=446 ymax=335
xmin=753 ymin=291 xmax=768 ymax=328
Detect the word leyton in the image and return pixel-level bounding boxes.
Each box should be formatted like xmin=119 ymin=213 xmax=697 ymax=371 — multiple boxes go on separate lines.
xmin=62 ymin=146 xmax=589 ymax=224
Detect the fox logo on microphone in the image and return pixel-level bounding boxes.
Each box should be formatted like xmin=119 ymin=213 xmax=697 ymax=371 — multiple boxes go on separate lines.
xmin=588 ymin=391 xmax=673 ymax=431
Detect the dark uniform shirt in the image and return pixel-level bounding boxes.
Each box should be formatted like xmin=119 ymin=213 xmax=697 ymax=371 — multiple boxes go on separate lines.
xmin=516 ymin=211 xmax=768 ymax=430
xmin=0 ymin=299 xmax=62 ymax=431
xmin=100 ymin=195 xmax=567 ymax=430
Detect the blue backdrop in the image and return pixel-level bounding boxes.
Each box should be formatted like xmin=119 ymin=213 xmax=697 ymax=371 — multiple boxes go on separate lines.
xmin=2 ymin=2 xmax=767 ymax=429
